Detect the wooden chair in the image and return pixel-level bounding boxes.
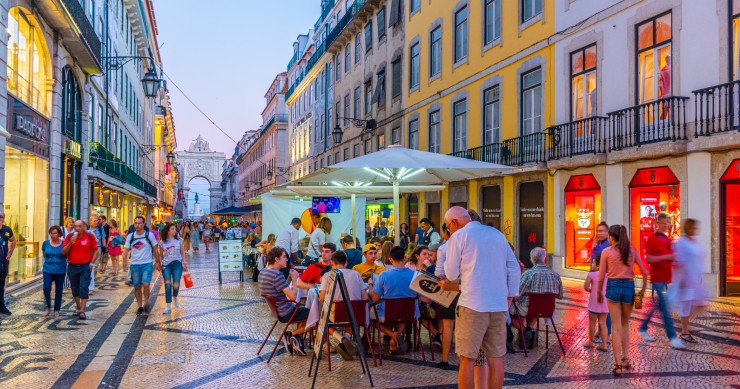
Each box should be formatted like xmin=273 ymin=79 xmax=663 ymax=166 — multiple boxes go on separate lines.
xmin=370 ymin=297 xmax=426 ymax=366
xmin=258 ymin=295 xmax=307 ymax=363
xmin=511 ymin=292 xmax=566 ymax=357
xmin=322 ymin=299 xmax=376 ymax=371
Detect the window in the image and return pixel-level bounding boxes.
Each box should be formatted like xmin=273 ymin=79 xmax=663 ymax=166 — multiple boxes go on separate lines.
xmin=345 ymin=44 xmax=351 ymax=73
xmin=454 ymin=6 xmax=469 ymax=63
xmin=344 ymin=94 xmax=350 ymax=126
xmin=336 ymin=54 xmax=341 ymax=81
xmin=377 ymin=133 xmax=386 ymax=149
xmin=410 ymin=0 xmax=420 ymax=14
xmin=408 ymin=119 xmax=419 ymax=149
xmin=453 ymin=100 xmax=468 ymax=153
xmin=522 ymin=0 xmax=542 ymax=23
xmin=391 ymin=127 xmax=400 ymax=144
xmin=484 ymin=0 xmax=501 ymax=45
xmin=483 ymin=86 xmax=501 ymax=144
xmin=334 ymin=152 xmax=340 ymax=163
xmin=354 ymin=87 xmax=361 ymax=117
xmin=355 ymin=33 xmax=362 ymax=63
xmin=637 ymin=13 xmax=672 ymax=105
xmin=571 ymin=45 xmax=597 ymax=120
xmin=365 ymin=80 xmax=373 ymax=114
xmin=430 ymin=27 xmax=442 ymax=77
xmin=410 ymin=43 xmax=420 ymax=89
xmin=521 ymin=68 xmax=543 ymax=135
xmin=7 ymin=7 xmax=50 ymax=115
xmin=335 ymin=101 xmax=341 ymax=125
xmin=364 ymin=22 xmax=373 ymax=53
xmin=733 ymin=1 xmax=740 ymax=80
xmin=344 ymin=148 xmax=349 ymax=160
xmin=353 ymin=144 xmax=360 ymax=157
xmin=377 ymin=7 xmax=386 ymax=40
xmin=327 ymin=155 xmax=332 ymax=165
xmin=429 ymin=110 xmax=441 ymax=153
xmin=392 ymin=58 xmax=402 ymax=97
xmin=62 ymin=67 xmax=82 ymax=141
xmin=374 ymin=68 xmax=386 ymax=106
xmin=364 ymin=139 xmax=371 ymax=154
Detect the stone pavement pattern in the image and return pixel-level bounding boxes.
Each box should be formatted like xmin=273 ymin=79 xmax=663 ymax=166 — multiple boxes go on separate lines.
xmin=0 ymin=249 xmax=739 ymax=388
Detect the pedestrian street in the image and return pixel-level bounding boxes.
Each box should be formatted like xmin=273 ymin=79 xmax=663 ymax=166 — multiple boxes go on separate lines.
xmin=1 ymin=248 xmax=738 ymax=389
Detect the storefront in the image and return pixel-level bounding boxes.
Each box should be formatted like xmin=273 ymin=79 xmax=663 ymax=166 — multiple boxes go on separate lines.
xmin=366 ymin=202 xmax=394 ymax=235
xmin=4 ymin=96 xmax=50 ymax=283
xmin=519 ymin=181 xmax=545 ymax=267
xmin=90 ymin=184 xmax=124 ymax=225
xmin=424 ymin=191 xmax=442 ymax=227
xmin=564 ymin=174 xmax=602 ymax=271
xmin=629 ymin=166 xmax=681 ymax=257
xmin=480 ymin=185 xmax=502 ymax=229
xmin=721 ymin=159 xmax=740 ymax=296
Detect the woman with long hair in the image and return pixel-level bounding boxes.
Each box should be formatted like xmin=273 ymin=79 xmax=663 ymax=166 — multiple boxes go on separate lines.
xmin=380 ymin=241 xmax=393 ymax=266
xmin=42 ymin=226 xmax=67 ymax=318
xmin=191 ymin=221 xmax=201 ymax=253
xmin=158 ymin=223 xmax=187 ymax=314
xmin=107 ymin=220 xmax=123 ymax=274
xmin=305 ymin=217 xmax=332 ymax=265
xmin=399 ymin=222 xmax=410 ymax=250
xmin=597 ymin=225 xmax=648 ymax=375
xmin=671 ymin=218 xmax=709 ymax=344
xmin=182 ymin=222 xmax=192 ymax=255
xmin=407 ymin=245 xmax=431 ymax=272
xmin=62 ymin=217 xmax=75 ymax=238
xmin=203 ymin=223 xmax=212 ymax=252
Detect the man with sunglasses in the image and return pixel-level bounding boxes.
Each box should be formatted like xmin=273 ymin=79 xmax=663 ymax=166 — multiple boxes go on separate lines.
xmin=0 ymin=211 xmax=16 ymax=315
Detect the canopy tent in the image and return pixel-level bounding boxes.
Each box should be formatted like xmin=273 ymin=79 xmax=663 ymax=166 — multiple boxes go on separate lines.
xmin=210 ymin=206 xmax=250 ymax=215
xmin=286 ymin=146 xmax=511 ymax=245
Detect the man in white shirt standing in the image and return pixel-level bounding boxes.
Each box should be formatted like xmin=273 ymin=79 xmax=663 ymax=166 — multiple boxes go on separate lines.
xmin=442 ymin=206 xmax=520 ymax=389
xmin=275 ymin=218 xmax=301 ymax=263
xmin=123 ymin=216 xmax=160 ymax=317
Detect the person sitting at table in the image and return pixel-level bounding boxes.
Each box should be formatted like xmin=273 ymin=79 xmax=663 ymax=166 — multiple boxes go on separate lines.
xmin=370 ymin=246 xmax=423 ymax=355
xmin=340 ymin=234 xmax=363 ymax=269
xmin=296 ymin=243 xmax=336 ymax=290
xmin=258 ymin=247 xmax=308 ymax=356
xmin=319 ymin=251 xmax=369 ymax=361
xmin=352 ymin=244 xmax=386 ymax=283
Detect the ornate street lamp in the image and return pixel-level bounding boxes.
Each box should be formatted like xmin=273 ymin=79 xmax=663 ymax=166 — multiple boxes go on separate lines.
xmin=142 ymin=67 xmax=162 ymax=98
xmin=333 ymin=113 xmax=376 ymax=146
xmin=166 ymin=152 xmax=176 ymax=165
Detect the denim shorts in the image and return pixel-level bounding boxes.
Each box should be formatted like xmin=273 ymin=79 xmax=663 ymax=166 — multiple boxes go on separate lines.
xmin=605 ymin=279 xmax=635 ymax=304
xmin=130 ymin=262 xmax=153 ymax=287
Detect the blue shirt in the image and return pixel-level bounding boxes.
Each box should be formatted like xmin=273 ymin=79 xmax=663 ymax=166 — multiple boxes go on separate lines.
xmin=373 ymin=266 xmax=419 ymax=320
xmin=592 ymin=239 xmax=611 ymax=262
xmin=42 ymin=240 xmax=67 ymax=274
xmin=415 ymin=227 xmax=424 ymax=244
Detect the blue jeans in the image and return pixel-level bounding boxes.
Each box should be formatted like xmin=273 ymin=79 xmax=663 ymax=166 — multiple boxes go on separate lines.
xmin=130 ymin=263 xmax=153 ymax=287
xmin=162 ymin=261 xmax=183 ymax=304
xmin=605 ymin=279 xmax=635 ymax=304
xmin=639 ymin=282 xmax=676 ymax=339
xmin=43 ymin=272 xmax=65 ymax=311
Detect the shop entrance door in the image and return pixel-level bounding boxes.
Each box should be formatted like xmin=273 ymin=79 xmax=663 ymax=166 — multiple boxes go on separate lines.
xmin=721 ymin=159 xmax=740 ymax=296
xmin=426 ymin=204 xmax=441 ymax=229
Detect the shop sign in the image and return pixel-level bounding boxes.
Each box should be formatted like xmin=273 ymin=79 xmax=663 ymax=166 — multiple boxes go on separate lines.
xmin=481 ymin=186 xmax=502 ymax=230
xmin=519 ymin=181 xmax=545 ymax=268
xmin=7 ymin=95 xmax=50 ymax=158
xmin=63 ymin=138 xmax=82 ymax=160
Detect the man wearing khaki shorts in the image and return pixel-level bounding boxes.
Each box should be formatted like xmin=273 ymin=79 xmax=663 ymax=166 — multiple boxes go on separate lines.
xmin=442 ymin=207 xmax=521 ymax=389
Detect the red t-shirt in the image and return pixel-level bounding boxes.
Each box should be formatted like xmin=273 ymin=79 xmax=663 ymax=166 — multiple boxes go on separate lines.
xmin=645 ymin=232 xmax=672 ymax=283
xmin=299 ymin=262 xmax=328 ymax=284
xmin=64 ymin=232 xmax=98 ymax=265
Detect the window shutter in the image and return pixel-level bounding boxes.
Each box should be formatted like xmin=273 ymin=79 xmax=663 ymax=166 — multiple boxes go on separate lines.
xmin=373 ymin=71 xmax=386 ymax=105
xmin=389 ymin=0 xmax=401 ymax=27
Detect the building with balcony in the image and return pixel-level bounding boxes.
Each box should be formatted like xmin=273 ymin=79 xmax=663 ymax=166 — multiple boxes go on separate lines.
xmin=286 ymin=31 xmax=317 ymax=181
xmin=402 ymin=0 xmax=556 ymax=264
xmin=153 ymin=90 xmax=177 ymax=222
xmin=546 ymin=0 xmax=740 ymax=297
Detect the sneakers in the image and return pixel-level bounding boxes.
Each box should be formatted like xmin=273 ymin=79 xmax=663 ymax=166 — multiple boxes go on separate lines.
xmin=0 ymin=306 xmax=12 ymax=315
xmin=283 ymin=331 xmax=294 ymax=355
xmin=136 ymin=307 xmax=145 ymax=317
xmin=163 ymin=305 xmax=171 ymax=314
xmin=291 ymin=335 xmax=306 ymax=356
xmin=669 ymin=337 xmax=686 ymax=349
xmin=638 ymin=329 xmax=656 ymax=342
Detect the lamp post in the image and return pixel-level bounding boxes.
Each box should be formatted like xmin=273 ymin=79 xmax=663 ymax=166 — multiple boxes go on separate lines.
xmin=333 ymin=113 xmax=376 ymax=146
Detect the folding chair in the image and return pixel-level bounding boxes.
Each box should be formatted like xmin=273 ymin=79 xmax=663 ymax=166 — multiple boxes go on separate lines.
xmin=511 ymin=292 xmax=566 ymax=357
xmin=258 ymin=295 xmax=308 ymax=363
xmin=323 ymin=299 xmax=376 ymax=371
xmin=371 ymin=297 xmax=426 ymax=366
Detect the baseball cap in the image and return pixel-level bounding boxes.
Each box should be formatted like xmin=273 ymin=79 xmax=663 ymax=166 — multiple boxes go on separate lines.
xmin=363 ymin=243 xmax=377 ymax=253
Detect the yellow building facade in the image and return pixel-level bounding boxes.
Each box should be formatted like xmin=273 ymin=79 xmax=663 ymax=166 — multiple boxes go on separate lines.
xmin=403 ymin=0 xmax=556 ymax=264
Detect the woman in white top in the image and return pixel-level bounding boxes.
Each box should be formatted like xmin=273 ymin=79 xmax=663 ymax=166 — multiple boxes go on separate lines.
xmin=157 ymin=223 xmax=187 ymax=314
xmin=670 ymin=218 xmax=708 ymax=344
xmin=304 ymin=217 xmax=332 ymax=266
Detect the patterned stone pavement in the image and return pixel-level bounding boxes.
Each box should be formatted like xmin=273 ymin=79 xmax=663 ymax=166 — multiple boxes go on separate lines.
xmin=1 ymin=248 xmax=739 ymax=388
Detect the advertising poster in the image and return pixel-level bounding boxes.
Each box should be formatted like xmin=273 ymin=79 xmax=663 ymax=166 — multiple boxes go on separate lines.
xmin=218 ymin=239 xmax=243 ymax=272
xmin=573 ymin=195 xmax=595 ymax=265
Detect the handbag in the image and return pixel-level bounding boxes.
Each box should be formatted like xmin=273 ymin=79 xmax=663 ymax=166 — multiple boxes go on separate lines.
xmin=634 ymin=292 xmax=643 ymax=309
xmin=183 ymin=272 xmax=194 ymax=288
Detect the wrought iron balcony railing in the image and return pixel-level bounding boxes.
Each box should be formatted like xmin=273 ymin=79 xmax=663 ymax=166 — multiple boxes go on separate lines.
xmin=607 ymin=96 xmax=689 ymax=151
xmin=59 ymin=0 xmax=101 ymax=66
xmin=546 ymin=116 xmax=608 ymax=160
xmin=89 ymin=142 xmax=157 ymax=197
xmin=693 ymin=80 xmax=740 ymax=137
xmin=501 ymin=132 xmax=546 ymax=165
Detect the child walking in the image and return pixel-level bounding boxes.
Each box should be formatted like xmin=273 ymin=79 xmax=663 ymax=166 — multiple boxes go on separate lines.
xmin=584 ymin=256 xmax=609 ymax=351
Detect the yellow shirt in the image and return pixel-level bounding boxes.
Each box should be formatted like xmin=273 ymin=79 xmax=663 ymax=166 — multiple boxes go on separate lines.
xmin=352 ymin=262 xmax=387 ymax=282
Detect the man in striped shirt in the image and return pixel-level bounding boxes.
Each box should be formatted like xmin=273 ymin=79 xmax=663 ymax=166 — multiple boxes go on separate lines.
xmin=509 ymin=247 xmax=563 ymax=348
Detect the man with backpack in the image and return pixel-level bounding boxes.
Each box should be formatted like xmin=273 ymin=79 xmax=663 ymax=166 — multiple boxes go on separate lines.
xmin=123 ymin=216 xmax=160 ymax=317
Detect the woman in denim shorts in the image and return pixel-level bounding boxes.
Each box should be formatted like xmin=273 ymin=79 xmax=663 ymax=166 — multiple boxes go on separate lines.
xmin=597 ymin=225 xmax=648 ymax=376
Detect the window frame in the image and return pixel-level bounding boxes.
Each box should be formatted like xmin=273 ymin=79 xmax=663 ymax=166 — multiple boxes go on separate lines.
xmin=408 ymin=118 xmax=419 ymax=149
xmin=452 ymin=99 xmax=468 ymax=153
xmin=428 ymin=110 xmax=441 ymax=153
xmin=569 ymin=44 xmax=598 ymax=121
xmin=355 ymin=32 xmax=362 ymax=63
xmin=635 ymin=11 xmax=672 ymax=104
xmin=520 ymin=67 xmax=543 ymax=135
xmin=521 ymin=0 xmax=543 ymax=24
xmin=483 ymin=85 xmax=501 ymax=145
xmin=392 ymin=58 xmax=403 ymax=98
xmin=377 ymin=6 xmax=386 ymax=41
xmin=454 ymin=6 xmax=469 ymax=64
xmin=409 ymin=42 xmax=420 ymax=89
xmin=430 ymin=26 xmax=442 ymax=77
xmin=364 ymin=22 xmax=373 ymax=53
xmin=484 ymin=0 xmax=501 ymax=46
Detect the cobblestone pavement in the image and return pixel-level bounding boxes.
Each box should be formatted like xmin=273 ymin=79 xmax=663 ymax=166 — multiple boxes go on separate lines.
xmin=1 ymin=249 xmax=739 ymax=388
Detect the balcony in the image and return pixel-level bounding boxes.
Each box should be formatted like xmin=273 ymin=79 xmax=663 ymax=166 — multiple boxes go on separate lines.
xmin=450 ymin=133 xmax=546 ymax=167
xmin=89 ymin=142 xmax=157 ymax=197
xmin=467 ymin=143 xmax=504 ymax=164
xmin=693 ymin=80 xmax=740 ymax=137
xmin=57 ymin=0 xmax=102 ymax=72
xmin=546 ymin=116 xmax=608 ymax=160
xmin=607 ymin=96 xmax=689 ymax=151
xmin=260 ymin=114 xmax=289 ymax=136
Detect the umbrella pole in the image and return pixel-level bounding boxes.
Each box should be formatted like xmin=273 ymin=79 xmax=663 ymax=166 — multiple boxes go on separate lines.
xmin=393 ymin=180 xmax=400 ymax=247
xmin=351 ymin=194 xmax=356 ymax=238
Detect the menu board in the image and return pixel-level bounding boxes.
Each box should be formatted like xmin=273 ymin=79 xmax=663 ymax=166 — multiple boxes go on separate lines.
xmin=218 ymin=239 xmax=243 ymax=272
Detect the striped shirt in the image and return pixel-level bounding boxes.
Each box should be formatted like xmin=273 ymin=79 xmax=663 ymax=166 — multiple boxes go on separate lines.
xmin=258 ymin=268 xmax=293 ymax=318
xmin=517 ymin=264 xmax=563 ymax=308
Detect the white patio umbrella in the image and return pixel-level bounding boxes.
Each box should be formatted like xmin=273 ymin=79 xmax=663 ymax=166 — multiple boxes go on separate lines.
xmin=289 ymin=146 xmax=511 ymax=245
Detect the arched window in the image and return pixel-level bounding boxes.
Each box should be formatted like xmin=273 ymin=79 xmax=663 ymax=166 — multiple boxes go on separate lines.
xmin=7 ymin=7 xmax=50 ymax=116
xmin=62 ymin=66 xmax=82 ymax=141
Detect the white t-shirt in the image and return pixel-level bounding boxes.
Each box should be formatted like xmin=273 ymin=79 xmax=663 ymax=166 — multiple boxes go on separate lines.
xmin=275 ymin=226 xmax=299 ymax=254
xmin=319 ymin=268 xmax=366 ymax=302
xmin=306 ymin=228 xmax=328 ymax=258
xmin=158 ymin=238 xmax=183 ymax=266
xmin=124 ymin=231 xmax=158 ymax=265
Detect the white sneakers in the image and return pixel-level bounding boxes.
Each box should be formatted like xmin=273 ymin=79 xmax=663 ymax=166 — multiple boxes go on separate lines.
xmin=173 ymin=297 xmax=180 ymax=308
xmin=638 ymin=329 xmax=656 ymax=342
xmin=669 ymin=337 xmax=686 ymax=349
xmin=163 ymin=304 xmax=171 ymax=314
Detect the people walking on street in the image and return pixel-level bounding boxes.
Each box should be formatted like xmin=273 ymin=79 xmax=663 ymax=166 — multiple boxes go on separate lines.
xmin=88 ymin=216 xmax=105 ymax=295
xmin=62 ymin=220 xmax=99 ymax=320
xmin=107 ymin=220 xmax=124 ymax=275
xmin=191 ymin=222 xmax=201 ymax=253
xmin=671 ymin=218 xmax=709 ymax=344
xmin=0 ymin=210 xmax=16 ymax=316
xmin=158 ymin=223 xmax=187 ymax=314
xmin=124 ymin=216 xmax=159 ymax=317
xmin=182 ymin=222 xmax=192 ymax=255
xmin=597 ymin=225 xmax=649 ymax=375
xmin=98 ymin=215 xmax=110 ymax=273
xmin=203 ymin=223 xmax=212 ymax=252
xmin=41 ymin=226 xmax=67 ymax=318
xmin=442 ymin=206 xmax=521 ymax=389
xmin=638 ymin=213 xmax=685 ymax=349
xmin=62 ymin=217 xmax=75 ymax=238
xmin=592 ymin=222 xmax=612 ymax=343
xmin=583 ymin=256 xmax=609 ymax=351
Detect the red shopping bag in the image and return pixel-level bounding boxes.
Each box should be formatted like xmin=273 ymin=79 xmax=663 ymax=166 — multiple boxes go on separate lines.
xmin=183 ymin=272 xmax=194 ymax=288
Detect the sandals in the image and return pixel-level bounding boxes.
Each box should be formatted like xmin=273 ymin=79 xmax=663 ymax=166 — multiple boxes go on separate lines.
xmin=622 ymin=357 xmax=633 ymax=371
xmin=596 ymin=344 xmax=608 ymax=352
xmin=78 ymin=312 xmax=87 ymax=320
xmin=680 ymin=333 xmax=698 ymax=343
xmin=613 ymin=364 xmax=622 ymax=376
xmin=583 ymin=341 xmax=596 ymax=349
